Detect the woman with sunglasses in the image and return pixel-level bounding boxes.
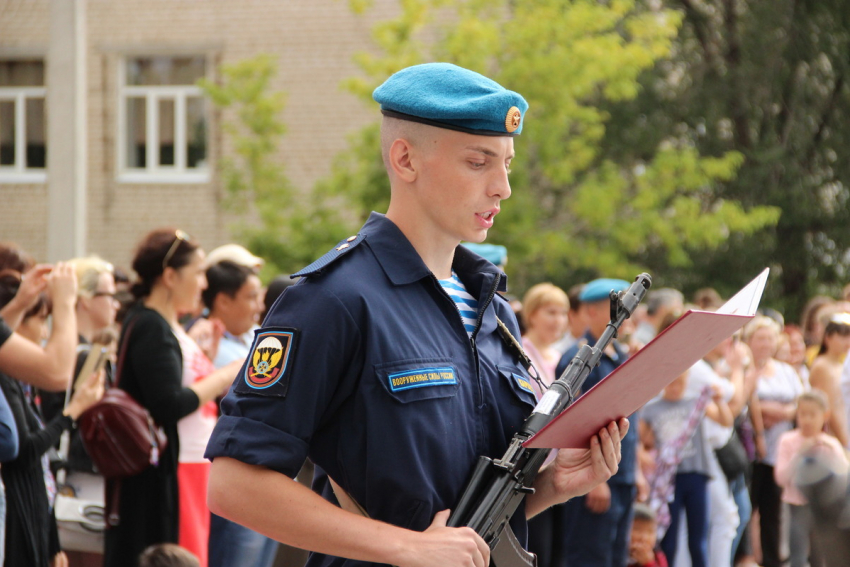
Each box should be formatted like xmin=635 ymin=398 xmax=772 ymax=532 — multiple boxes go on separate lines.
xmin=807 ymin=313 xmax=850 ymax=448
xmin=41 ymin=255 xmax=119 ymax=426
xmin=104 ymin=229 xmax=241 ymax=567
xmin=34 ymin=256 xmax=120 ymax=564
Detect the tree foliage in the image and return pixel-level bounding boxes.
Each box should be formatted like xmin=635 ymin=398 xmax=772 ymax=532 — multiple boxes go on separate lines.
xmin=199 ymin=55 xmax=350 ymax=278
xmin=323 ymin=0 xmax=779 ymax=295
xmin=610 ymin=0 xmax=850 ymax=320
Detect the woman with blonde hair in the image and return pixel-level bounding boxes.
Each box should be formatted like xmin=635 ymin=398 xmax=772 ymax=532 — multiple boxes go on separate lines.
xmin=744 ymin=315 xmax=804 ymax=567
xmin=522 ymin=283 xmax=569 ymax=567
xmin=38 ymin=256 xmax=121 ymax=564
xmin=71 ymin=256 xmax=119 ymax=343
xmin=520 ymin=283 xmax=569 ymax=397
xmin=41 ymin=255 xmax=119 ymax=408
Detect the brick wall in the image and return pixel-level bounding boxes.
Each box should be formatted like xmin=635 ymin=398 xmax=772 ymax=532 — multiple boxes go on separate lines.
xmin=0 ymin=0 xmax=398 ymax=272
xmin=0 ymin=0 xmax=50 ymax=257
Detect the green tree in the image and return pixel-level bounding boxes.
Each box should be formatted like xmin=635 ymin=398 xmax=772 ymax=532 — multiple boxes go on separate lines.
xmin=605 ymin=0 xmax=850 ymax=319
xmin=321 ymin=0 xmax=779 ymax=294
xmin=199 ymin=55 xmax=350 ymax=278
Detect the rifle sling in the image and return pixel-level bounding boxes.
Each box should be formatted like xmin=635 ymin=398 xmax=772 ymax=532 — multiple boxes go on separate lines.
xmin=495 ymin=317 xmax=545 ymax=393
xmin=328 ymin=476 xmax=370 ymax=518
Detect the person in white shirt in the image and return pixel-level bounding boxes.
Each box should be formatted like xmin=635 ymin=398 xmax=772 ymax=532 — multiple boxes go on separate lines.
xmin=745 ymin=316 xmax=804 ymax=567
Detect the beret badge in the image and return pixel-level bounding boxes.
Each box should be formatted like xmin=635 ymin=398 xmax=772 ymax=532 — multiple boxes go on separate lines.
xmin=505 ymin=106 xmax=522 ymax=133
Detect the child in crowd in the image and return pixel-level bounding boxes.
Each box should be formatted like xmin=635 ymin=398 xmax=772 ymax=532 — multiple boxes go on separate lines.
xmin=774 ymin=390 xmax=849 ymax=567
xmin=139 ymin=543 xmax=200 ymax=567
xmin=629 ymin=503 xmax=668 ymax=567
xmin=641 ymin=372 xmax=733 ymax=567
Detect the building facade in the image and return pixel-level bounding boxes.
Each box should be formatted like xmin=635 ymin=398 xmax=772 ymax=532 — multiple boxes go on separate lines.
xmin=0 ymin=0 xmax=393 ymax=270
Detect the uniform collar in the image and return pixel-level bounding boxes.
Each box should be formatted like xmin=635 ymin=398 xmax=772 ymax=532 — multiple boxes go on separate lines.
xmin=452 ymin=242 xmax=508 ymax=294
xmin=363 ymin=212 xmax=507 ymax=292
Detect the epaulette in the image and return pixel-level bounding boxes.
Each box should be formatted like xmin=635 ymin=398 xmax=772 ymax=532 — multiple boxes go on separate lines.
xmin=291 ymin=233 xmax=366 ymax=278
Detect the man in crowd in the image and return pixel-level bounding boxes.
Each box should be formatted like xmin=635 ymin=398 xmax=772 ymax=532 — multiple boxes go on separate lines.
xmin=633 ymin=288 xmax=684 ymax=346
xmin=556 ymin=279 xmax=641 ymax=567
xmin=200 ymin=260 xmax=278 ymax=567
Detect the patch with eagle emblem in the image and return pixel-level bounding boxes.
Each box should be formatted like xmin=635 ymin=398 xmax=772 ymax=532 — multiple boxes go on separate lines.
xmin=234 ymin=327 xmax=300 ymax=397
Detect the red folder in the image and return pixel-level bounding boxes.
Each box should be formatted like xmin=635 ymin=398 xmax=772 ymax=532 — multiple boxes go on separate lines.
xmin=524 ymin=269 xmax=769 ymax=449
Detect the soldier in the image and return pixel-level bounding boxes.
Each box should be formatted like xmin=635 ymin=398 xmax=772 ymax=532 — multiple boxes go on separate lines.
xmin=554 ymin=279 xmax=640 ymax=567
xmin=206 ymin=63 xmax=628 ymax=567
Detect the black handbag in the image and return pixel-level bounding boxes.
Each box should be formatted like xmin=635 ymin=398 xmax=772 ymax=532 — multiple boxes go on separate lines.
xmin=715 ymin=428 xmax=748 ymax=480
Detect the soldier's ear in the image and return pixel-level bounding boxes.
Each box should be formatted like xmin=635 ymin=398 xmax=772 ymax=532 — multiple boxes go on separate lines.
xmin=388 ymin=138 xmax=417 ymax=183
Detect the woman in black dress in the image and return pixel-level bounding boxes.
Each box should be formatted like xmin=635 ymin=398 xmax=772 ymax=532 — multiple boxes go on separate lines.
xmin=103 ymin=229 xmax=237 ymax=567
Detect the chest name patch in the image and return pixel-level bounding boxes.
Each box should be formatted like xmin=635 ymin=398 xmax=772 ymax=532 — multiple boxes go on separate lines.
xmin=235 ymin=328 xmax=299 ymax=397
xmin=388 ymin=367 xmax=457 ymax=392
xmin=512 ymin=373 xmax=535 ymax=395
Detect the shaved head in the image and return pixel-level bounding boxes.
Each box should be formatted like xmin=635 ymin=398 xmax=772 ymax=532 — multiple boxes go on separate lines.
xmin=380 ymin=117 xmax=441 ymax=177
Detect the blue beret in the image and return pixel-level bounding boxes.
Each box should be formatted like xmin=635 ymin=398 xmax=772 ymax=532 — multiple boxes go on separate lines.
xmin=579 ymin=278 xmax=630 ymax=303
xmin=461 ymin=243 xmax=508 ymax=267
xmin=373 ymin=63 xmax=529 ymax=136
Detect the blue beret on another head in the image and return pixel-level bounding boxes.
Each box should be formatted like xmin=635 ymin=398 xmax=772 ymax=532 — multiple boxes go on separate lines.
xmin=579 ymin=278 xmax=631 ymax=303
xmin=373 ymin=63 xmax=529 ymax=136
xmin=461 ymin=243 xmax=508 ymax=267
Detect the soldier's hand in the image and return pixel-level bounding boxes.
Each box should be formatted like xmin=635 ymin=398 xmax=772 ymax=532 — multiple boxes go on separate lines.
xmin=398 ymin=509 xmax=489 ymax=567
xmin=549 ymin=418 xmax=628 ymax=503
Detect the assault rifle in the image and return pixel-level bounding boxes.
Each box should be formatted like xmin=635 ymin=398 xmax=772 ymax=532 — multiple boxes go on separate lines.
xmin=447 ymin=273 xmax=652 ymax=567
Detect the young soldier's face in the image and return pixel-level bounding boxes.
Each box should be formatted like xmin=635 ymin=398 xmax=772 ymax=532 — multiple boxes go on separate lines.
xmin=414 ymin=128 xmax=514 ymax=245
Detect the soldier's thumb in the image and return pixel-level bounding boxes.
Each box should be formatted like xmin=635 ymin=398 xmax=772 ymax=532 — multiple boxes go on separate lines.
xmin=429 ymin=509 xmax=451 ymax=528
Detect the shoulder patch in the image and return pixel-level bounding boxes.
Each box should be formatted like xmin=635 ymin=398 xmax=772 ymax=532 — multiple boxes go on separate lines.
xmin=291 ymin=234 xmax=366 ymax=278
xmin=234 ymin=327 xmax=300 ymax=397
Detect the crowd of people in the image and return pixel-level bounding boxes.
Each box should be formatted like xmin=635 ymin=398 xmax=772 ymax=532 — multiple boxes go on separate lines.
xmin=2 ymin=228 xmax=848 ymax=567
xmin=510 ymin=274 xmax=850 ymax=567
xmin=1 ymin=61 xmax=849 ymax=567
xmin=0 ymin=234 xmax=293 ymax=567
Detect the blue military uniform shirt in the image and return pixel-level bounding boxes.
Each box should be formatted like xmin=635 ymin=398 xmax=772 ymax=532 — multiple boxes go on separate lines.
xmin=556 ymin=330 xmax=637 ymax=485
xmin=205 ymin=213 xmax=537 ymax=567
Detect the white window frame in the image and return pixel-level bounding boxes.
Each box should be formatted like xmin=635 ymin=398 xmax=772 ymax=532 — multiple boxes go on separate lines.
xmin=0 ymin=86 xmax=47 ymax=183
xmin=117 ymin=58 xmax=209 ymax=184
